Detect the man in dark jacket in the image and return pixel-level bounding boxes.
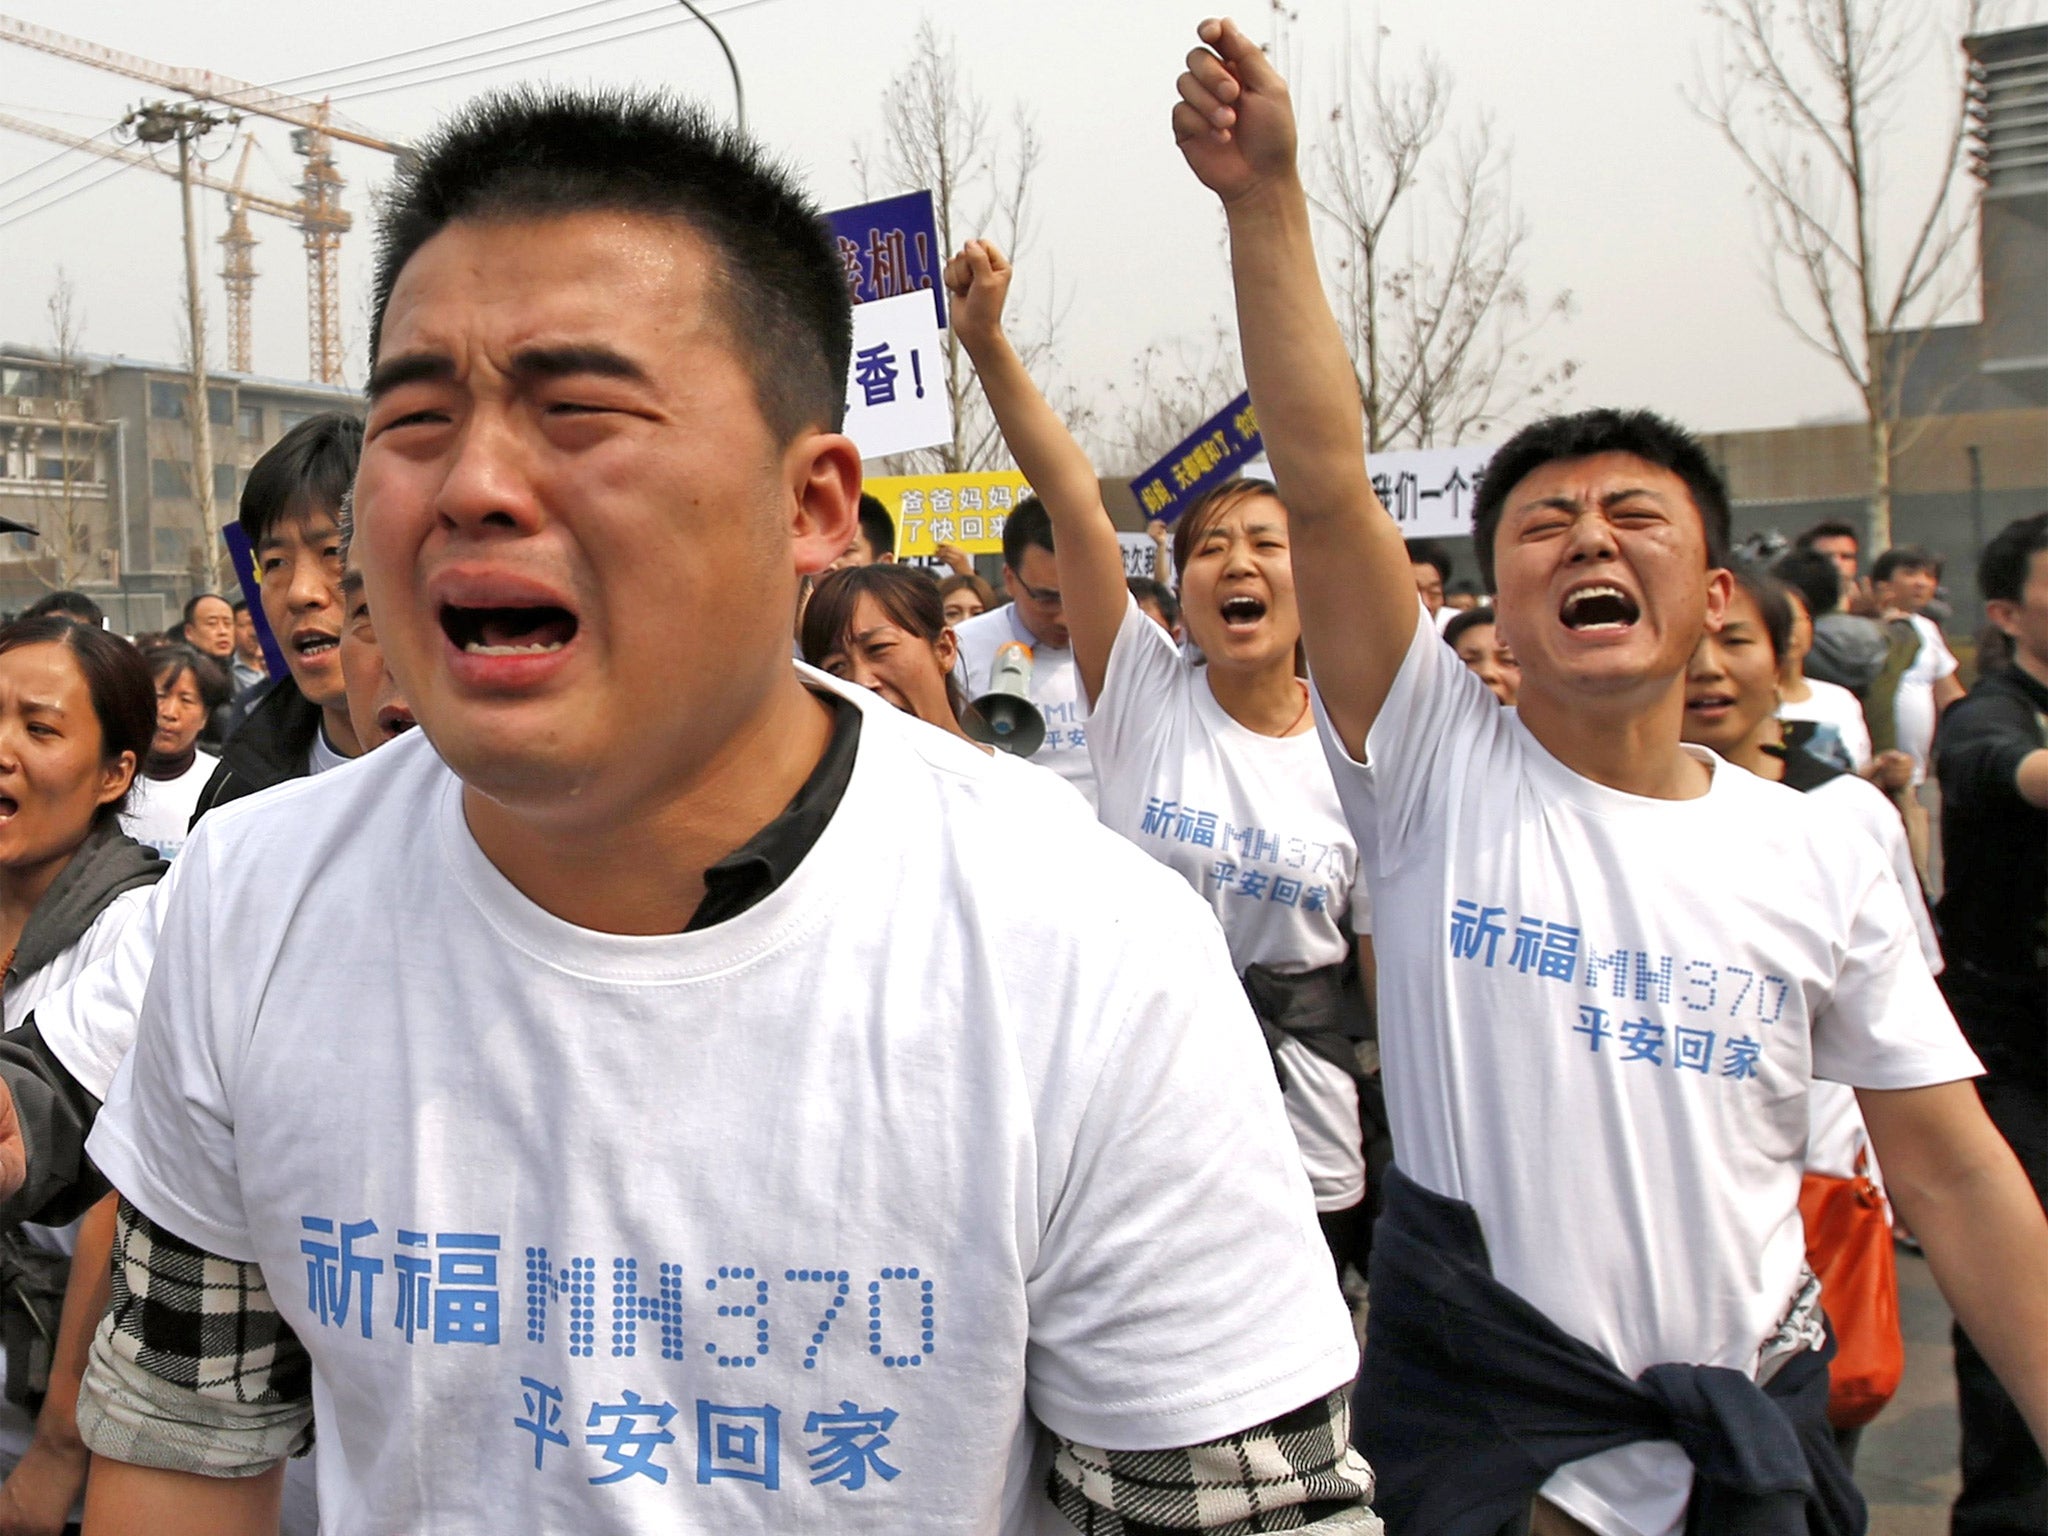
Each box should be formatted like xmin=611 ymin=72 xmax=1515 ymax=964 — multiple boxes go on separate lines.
xmin=1936 ymin=509 xmax=2048 ymax=1536
xmin=191 ymin=413 xmax=365 ymax=823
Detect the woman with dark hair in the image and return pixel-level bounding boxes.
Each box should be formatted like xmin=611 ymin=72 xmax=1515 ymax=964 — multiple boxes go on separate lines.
xmin=0 ymin=614 xmax=163 ymax=1530
xmin=950 ymin=239 xmax=1373 ymax=1270
xmin=119 ymin=644 xmax=225 ymax=861
xmin=1681 ymin=564 xmax=1936 ymax=1463
xmin=800 ymin=566 xmax=1082 ymax=806
xmin=937 ymin=571 xmax=993 ymax=628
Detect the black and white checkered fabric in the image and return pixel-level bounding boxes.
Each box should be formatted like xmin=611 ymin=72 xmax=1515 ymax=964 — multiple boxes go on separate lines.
xmin=104 ymin=1195 xmax=312 ymax=1407
xmin=1050 ymin=1387 xmax=1381 ymax=1534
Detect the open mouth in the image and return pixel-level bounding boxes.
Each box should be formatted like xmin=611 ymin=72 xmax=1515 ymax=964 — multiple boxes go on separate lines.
xmin=377 ymin=705 xmax=418 ymax=736
xmin=0 ymin=794 xmax=16 ymax=820
xmin=1219 ymin=594 xmax=1267 ymax=630
xmin=1559 ymin=584 xmax=1640 ymax=632
xmin=439 ymin=605 xmax=579 ymax=657
xmin=1685 ymin=692 xmax=1734 ymax=715
xmin=293 ymin=630 xmax=339 ymax=661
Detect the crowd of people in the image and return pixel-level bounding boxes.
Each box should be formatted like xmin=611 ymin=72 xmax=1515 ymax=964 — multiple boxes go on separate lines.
xmin=0 ymin=19 xmax=2033 ymax=1536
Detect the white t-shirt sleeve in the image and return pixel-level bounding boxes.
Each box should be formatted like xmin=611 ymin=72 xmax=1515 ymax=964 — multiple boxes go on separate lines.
xmin=1023 ymin=889 xmax=1358 ymax=1450
xmin=1314 ymin=601 xmax=1501 ymax=876
xmin=1087 ymin=592 xmax=1191 ymax=771
xmin=85 ymin=824 xmax=259 ymax=1262
xmin=1809 ymin=845 xmax=1979 ymax=1092
xmin=35 ymin=875 xmax=171 ymax=1102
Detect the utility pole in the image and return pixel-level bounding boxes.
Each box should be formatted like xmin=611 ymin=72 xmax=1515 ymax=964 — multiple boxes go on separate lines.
xmin=125 ymin=99 xmax=231 ymax=592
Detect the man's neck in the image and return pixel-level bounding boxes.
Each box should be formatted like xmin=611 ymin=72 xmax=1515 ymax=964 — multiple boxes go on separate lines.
xmin=1515 ymin=680 xmax=1711 ymax=800
xmin=2012 ymin=643 xmax=2048 ymax=696
xmin=319 ymin=703 xmax=363 ymax=761
xmin=463 ymin=676 xmax=835 ymax=936
xmin=1779 ymin=670 xmax=1812 ymax=704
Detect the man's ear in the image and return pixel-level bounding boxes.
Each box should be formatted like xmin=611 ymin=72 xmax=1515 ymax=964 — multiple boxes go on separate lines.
xmin=1702 ymin=566 xmax=1735 ymax=634
xmin=788 ymin=432 xmax=864 ymax=577
xmin=1986 ymin=598 xmax=2023 ymax=639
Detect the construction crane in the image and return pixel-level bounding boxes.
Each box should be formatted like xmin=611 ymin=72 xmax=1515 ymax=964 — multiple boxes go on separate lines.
xmin=0 ymin=112 xmax=320 ymax=374
xmin=0 ymin=13 xmax=406 ymax=383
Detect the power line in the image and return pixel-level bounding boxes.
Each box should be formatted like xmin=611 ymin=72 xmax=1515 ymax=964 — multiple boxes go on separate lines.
xmin=0 ymin=158 xmax=138 ymax=233
xmin=319 ymin=5 xmax=703 ymax=103
xmin=0 ymin=123 xmax=120 ymax=199
xmin=0 ymin=135 xmax=145 ymax=219
xmin=251 ymin=0 xmax=649 ymax=97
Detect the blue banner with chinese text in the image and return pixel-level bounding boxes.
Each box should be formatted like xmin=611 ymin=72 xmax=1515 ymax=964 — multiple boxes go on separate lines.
xmin=826 ymin=191 xmax=947 ymax=330
xmin=1130 ymin=391 xmax=1262 ymax=524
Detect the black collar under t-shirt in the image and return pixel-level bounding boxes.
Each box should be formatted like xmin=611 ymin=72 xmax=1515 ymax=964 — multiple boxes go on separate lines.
xmin=686 ymin=690 xmax=861 ymax=931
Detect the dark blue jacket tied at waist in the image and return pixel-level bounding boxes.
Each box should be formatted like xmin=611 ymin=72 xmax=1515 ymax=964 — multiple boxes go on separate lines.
xmin=1352 ymin=1165 xmax=1864 ymax=1536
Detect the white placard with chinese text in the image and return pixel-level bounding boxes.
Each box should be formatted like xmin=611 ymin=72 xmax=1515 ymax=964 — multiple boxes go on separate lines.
xmin=843 ymin=291 xmax=953 ymax=460
xmin=1365 ymin=444 xmax=1496 ymax=540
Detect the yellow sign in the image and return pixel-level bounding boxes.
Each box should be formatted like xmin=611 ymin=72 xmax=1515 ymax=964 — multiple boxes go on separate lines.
xmin=866 ymin=472 xmax=1034 ymax=558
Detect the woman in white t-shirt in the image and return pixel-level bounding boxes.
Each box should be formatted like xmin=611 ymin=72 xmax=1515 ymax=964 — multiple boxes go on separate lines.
xmin=799 ymin=564 xmax=1084 ymax=802
xmin=1772 ymin=582 xmax=1875 ymax=774
xmin=949 ymin=238 xmax=1372 ymax=1264
xmin=118 ymin=644 xmax=222 ymax=861
xmin=1681 ymin=563 xmax=1942 ymax=1426
xmin=0 ymin=616 xmax=164 ymax=1530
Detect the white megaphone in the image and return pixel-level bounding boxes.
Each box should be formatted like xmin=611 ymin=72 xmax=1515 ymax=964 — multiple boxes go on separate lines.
xmin=965 ymin=640 xmax=1047 ymax=757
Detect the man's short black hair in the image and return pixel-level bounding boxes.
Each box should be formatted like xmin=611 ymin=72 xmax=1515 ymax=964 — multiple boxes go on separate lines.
xmin=240 ymin=413 xmax=362 ymax=547
xmin=1979 ymin=511 xmax=2048 ymax=605
xmin=1771 ymin=549 xmax=1842 ymax=619
xmin=231 ymin=598 xmax=249 ymax=616
xmin=1871 ymin=545 xmax=1941 ymax=585
xmin=1407 ymin=539 xmax=1452 ymax=582
xmin=857 ymin=494 xmax=895 ymax=559
xmin=1469 ymin=409 xmax=1732 ymax=590
xmin=182 ymin=592 xmax=230 ymax=627
xmin=1442 ymin=605 xmax=1497 ymax=650
xmin=1128 ymin=576 xmax=1180 ymax=627
xmin=1002 ymin=497 xmax=1055 ymax=570
xmin=372 ymin=88 xmax=851 ymax=443
xmin=20 ymin=590 xmax=104 ymax=628
xmin=1795 ymin=518 xmax=1861 ymax=553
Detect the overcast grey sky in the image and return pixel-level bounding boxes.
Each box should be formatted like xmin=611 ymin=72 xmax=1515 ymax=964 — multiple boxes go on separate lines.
xmin=1 ymin=0 xmax=2034 ymax=445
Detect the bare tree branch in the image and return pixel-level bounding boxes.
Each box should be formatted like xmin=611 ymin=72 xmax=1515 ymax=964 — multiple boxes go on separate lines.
xmin=1691 ymin=0 xmax=1986 ymax=547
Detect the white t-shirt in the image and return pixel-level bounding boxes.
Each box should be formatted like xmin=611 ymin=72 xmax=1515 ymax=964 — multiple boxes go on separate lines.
xmin=1089 ymin=595 xmax=1368 ymax=1212
xmin=308 ymin=722 xmax=353 ymax=777
xmin=1316 ymin=607 xmax=1980 ymax=1536
xmin=118 ymin=751 xmax=219 ymax=861
xmin=953 ymin=605 xmax=1096 ymax=807
xmin=90 ymin=681 xmax=1356 ymax=1536
xmin=1778 ymin=679 xmax=1871 ymax=773
xmin=1800 ymin=772 xmax=1939 ymax=1188
xmin=0 ymin=887 xmax=157 ymax=1470
xmin=1891 ymin=614 xmax=1958 ymax=784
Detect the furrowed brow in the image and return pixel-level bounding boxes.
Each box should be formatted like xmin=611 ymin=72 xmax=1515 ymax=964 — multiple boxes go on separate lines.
xmin=508 ymin=345 xmax=652 ymax=388
xmin=367 ymin=352 xmax=455 ymax=400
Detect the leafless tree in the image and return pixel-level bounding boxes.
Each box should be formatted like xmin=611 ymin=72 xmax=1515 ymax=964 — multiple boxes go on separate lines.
xmin=1305 ymin=39 xmax=1576 ymax=452
xmin=854 ymin=19 xmax=1068 ymax=474
xmin=29 ymin=272 xmax=104 ymax=591
xmin=1090 ymin=321 xmax=1246 ymax=477
xmin=1694 ymin=0 xmax=1985 ymax=549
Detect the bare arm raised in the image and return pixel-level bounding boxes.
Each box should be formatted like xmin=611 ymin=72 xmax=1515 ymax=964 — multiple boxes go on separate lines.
xmin=1174 ymin=17 xmax=1416 ymax=757
xmin=947 ymin=240 xmax=1127 ymax=706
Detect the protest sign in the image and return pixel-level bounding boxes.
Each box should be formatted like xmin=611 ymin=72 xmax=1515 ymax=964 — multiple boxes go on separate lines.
xmin=827 ymin=190 xmax=947 ymax=329
xmin=1118 ymin=532 xmax=1162 ymax=581
xmin=866 ymin=471 xmax=1033 ymax=559
xmin=1366 ymin=443 xmax=1496 ymax=540
xmin=1130 ymin=391 xmax=1262 ymax=524
xmin=843 ymin=291 xmax=953 ymax=460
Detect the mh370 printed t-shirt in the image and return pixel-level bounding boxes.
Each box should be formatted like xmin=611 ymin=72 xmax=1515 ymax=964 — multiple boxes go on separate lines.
xmin=953 ymin=603 xmax=1097 ymax=806
xmin=89 ymin=678 xmax=1357 ymax=1536
xmin=1316 ymin=607 xmax=1980 ymax=1536
xmin=1087 ymin=594 xmax=1369 ymax=1212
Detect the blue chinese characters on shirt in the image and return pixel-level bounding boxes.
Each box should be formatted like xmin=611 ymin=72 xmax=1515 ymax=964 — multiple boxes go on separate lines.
xmin=296 ymin=1219 xmax=932 ymax=1498
xmin=1447 ymin=897 xmax=1775 ymax=1085
xmin=1138 ymin=797 xmax=1349 ymax=915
